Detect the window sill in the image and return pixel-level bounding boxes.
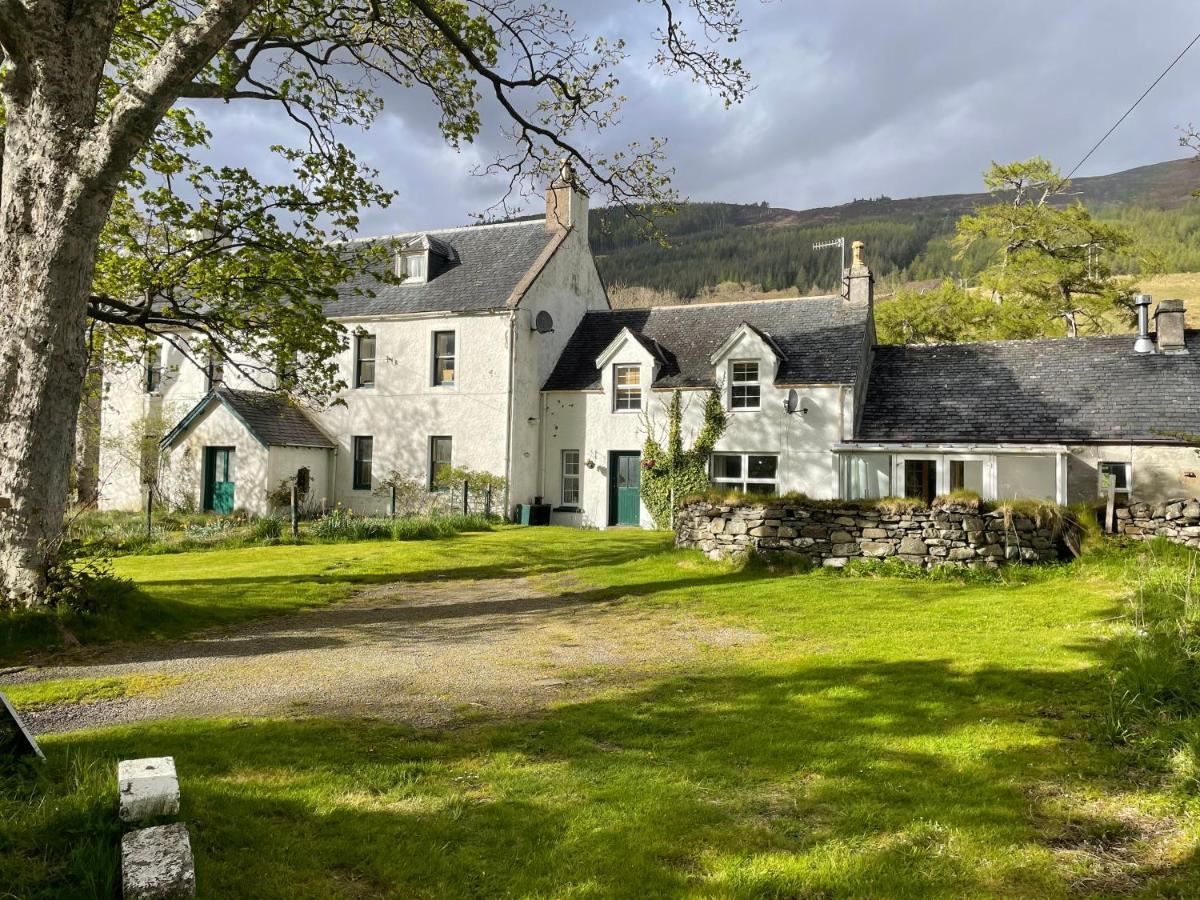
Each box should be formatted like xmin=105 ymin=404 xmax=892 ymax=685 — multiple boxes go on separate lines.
xmin=553 ymin=506 xmax=581 ymax=513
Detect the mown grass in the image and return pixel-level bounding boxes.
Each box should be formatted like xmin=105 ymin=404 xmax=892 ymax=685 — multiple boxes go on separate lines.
xmin=3 ymin=531 xmax=1199 ymax=897
xmin=4 ymin=674 xmax=184 ymax=711
xmin=0 ymin=527 xmax=661 ymax=664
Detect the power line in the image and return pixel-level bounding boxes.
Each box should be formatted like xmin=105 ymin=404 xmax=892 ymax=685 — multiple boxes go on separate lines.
xmin=1066 ymin=30 xmax=1200 ymax=180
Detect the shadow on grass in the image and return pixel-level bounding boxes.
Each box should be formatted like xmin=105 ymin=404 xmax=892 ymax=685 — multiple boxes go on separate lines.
xmin=7 ymin=656 xmax=1195 ymax=898
xmin=0 ymin=530 xmax=670 ymax=665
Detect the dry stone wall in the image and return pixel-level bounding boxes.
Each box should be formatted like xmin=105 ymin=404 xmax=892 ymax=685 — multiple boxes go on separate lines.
xmin=676 ymin=500 xmax=1062 ymax=568
xmin=1116 ymin=499 xmax=1200 ymax=547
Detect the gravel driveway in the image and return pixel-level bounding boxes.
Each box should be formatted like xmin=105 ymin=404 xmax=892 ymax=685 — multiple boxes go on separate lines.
xmin=7 ymin=575 xmax=759 ymax=735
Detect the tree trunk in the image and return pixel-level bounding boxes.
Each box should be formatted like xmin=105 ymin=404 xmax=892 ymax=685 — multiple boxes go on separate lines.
xmin=0 ymin=100 xmax=111 ymax=604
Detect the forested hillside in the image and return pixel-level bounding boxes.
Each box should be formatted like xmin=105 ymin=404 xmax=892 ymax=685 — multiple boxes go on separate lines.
xmin=591 ymin=157 xmax=1200 ymax=299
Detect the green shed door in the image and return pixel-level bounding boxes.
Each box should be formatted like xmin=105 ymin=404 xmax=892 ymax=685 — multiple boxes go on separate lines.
xmin=203 ymin=447 xmax=236 ymax=514
xmin=609 ymin=452 xmax=641 ymax=526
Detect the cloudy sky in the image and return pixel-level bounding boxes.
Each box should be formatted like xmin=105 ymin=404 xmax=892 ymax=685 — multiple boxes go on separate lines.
xmin=199 ymin=0 xmax=1200 ymax=234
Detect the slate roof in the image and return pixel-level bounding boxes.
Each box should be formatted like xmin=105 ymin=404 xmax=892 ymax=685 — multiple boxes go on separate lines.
xmin=857 ymin=332 xmax=1200 ymax=444
xmin=543 ymin=297 xmax=870 ymax=391
xmin=324 ymin=221 xmax=556 ymax=318
xmin=161 ymin=388 xmax=336 ymax=450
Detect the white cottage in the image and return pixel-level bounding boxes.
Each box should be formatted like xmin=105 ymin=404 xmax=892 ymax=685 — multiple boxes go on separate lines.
xmin=97 ymin=177 xmax=1200 ymax=526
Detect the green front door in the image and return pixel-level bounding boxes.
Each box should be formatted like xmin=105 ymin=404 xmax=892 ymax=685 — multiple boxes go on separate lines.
xmin=203 ymin=447 xmax=236 ymax=514
xmin=609 ymin=452 xmax=641 ymax=526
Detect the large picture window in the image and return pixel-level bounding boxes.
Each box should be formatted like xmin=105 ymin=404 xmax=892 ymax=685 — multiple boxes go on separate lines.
xmin=730 ymin=361 xmax=760 ymax=409
xmin=429 ymin=436 xmax=453 ymax=488
xmin=352 ymin=436 xmax=373 ymax=490
xmin=355 ymin=333 xmax=376 ymax=388
xmin=561 ymin=450 xmax=581 ymax=506
xmin=711 ymin=453 xmax=778 ymax=495
xmin=614 ymin=364 xmax=641 ymax=411
xmin=433 ymin=331 xmax=456 ymax=386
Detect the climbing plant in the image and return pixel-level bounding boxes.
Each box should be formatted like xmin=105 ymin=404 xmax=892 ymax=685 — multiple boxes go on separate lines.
xmin=641 ymin=388 xmax=728 ymax=529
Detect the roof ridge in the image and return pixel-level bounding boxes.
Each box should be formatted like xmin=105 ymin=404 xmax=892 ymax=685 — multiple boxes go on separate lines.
xmin=339 ymin=218 xmax=545 ymax=245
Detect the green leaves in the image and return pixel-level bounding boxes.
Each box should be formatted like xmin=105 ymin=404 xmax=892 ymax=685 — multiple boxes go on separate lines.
xmin=955 ymin=158 xmax=1145 ymax=337
xmin=641 ymin=387 xmax=727 ymax=529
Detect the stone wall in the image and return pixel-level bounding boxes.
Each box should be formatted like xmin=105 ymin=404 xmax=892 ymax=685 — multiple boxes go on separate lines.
xmin=1116 ymin=499 xmax=1200 ymax=548
xmin=675 ymin=500 xmax=1063 ymax=568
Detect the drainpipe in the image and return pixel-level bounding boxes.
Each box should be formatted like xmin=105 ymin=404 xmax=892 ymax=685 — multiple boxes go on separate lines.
xmin=329 ymin=446 xmax=338 ymax=510
xmin=502 ymin=309 xmax=518 ymax=518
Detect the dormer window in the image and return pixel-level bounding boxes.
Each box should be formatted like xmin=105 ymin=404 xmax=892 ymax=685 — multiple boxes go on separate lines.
xmin=398 ymin=251 xmax=427 ymax=283
xmin=730 ymin=361 xmax=760 ymax=410
xmin=614 ymin=364 xmax=641 ymax=411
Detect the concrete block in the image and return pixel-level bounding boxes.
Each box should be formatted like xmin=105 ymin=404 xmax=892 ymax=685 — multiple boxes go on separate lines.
xmin=122 ymin=823 xmax=195 ymax=899
xmin=119 ymin=757 xmax=180 ymax=823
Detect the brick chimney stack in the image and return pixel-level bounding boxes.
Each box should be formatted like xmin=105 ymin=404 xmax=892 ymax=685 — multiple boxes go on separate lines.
xmin=1154 ymin=299 xmax=1187 ymax=355
xmin=845 ymin=239 xmax=873 ymax=309
xmin=545 ymin=158 xmax=589 ymax=241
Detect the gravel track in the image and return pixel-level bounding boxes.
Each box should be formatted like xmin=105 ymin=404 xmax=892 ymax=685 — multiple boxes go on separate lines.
xmin=5 ymin=575 xmax=759 ymax=735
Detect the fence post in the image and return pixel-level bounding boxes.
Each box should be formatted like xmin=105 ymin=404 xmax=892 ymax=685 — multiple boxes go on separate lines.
xmin=145 ymin=485 xmax=153 ymax=539
xmin=462 ymin=479 xmax=469 ymax=515
xmin=290 ymin=484 xmax=299 ymax=537
xmin=390 ymin=485 xmax=397 ymax=519
xmin=485 ymin=488 xmax=492 ymax=519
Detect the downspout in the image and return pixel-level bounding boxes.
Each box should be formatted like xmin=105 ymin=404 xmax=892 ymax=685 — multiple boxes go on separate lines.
xmin=538 ymin=390 xmax=548 ymax=502
xmin=502 ymin=309 xmax=518 ymax=518
xmin=330 ymin=446 xmax=338 ymax=511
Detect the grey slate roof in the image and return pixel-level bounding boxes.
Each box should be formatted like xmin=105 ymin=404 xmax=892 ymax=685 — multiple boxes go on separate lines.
xmin=324 ymin=221 xmax=555 ymax=318
xmin=161 ymin=388 xmax=335 ymax=450
xmin=543 ymin=297 xmax=870 ymax=391
xmin=857 ymin=332 xmax=1200 ymax=444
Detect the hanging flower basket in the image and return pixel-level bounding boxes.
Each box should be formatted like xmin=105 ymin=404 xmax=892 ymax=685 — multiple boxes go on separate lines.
xmin=642 ymin=458 xmax=656 ymax=470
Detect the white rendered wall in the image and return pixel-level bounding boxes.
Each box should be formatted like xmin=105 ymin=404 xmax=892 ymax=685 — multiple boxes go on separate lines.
xmin=158 ymin=404 xmax=271 ymax=516
xmin=542 ymin=324 xmax=848 ymax=529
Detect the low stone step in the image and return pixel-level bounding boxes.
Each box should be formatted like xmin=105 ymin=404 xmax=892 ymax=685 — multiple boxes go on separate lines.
xmin=121 ymin=822 xmax=195 ymax=899
xmin=118 ymin=757 xmax=180 ymax=822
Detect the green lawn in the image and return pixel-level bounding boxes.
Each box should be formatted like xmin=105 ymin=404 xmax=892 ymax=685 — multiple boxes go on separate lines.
xmin=3 ymin=529 xmax=1199 ymax=898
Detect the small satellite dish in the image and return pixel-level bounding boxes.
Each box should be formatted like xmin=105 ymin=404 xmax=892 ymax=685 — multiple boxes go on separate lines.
xmin=533 ymin=311 xmax=554 ymax=334
xmin=784 ymin=388 xmax=799 ymax=414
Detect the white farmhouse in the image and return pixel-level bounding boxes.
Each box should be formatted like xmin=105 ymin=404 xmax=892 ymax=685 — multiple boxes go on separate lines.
xmin=97 ymin=175 xmax=1200 ymax=527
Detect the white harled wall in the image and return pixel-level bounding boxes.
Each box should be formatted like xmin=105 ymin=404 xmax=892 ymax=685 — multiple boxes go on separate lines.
xmin=541 ymin=319 xmax=851 ymax=530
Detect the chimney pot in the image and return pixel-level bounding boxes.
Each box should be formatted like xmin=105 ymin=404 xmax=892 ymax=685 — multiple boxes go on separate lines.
xmin=1154 ymin=299 xmax=1187 ymax=355
xmin=1134 ymin=294 xmax=1154 ymax=353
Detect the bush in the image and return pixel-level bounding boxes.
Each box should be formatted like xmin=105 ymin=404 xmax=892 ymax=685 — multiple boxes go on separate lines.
xmin=309 ymin=508 xmax=390 ymax=541
xmin=251 ymin=516 xmax=284 ymax=541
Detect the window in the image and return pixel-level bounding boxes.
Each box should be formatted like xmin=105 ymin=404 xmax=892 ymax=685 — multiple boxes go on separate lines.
xmin=433 ymin=331 xmax=456 ymax=386
xmin=1099 ymin=461 xmax=1131 ymax=497
xmin=730 ymin=361 xmax=760 ymax=409
xmin=355 ymin=333 xmax=376 ymax=388
xmin=352 ymin=436 xmax=373 ymax=490
xmin=711 ymin=453 xmax=778 ymax=495
xmin=205 ymin=357 xmax=224 ymax=392
xmin=144 ymin=345 xmax=163 ymax=393
xmin=398 ymin=252 xmax=427 ymax=282
xmin=614 ymin=364 xmax=641 ymax=411
xmin=429 ymin=436 xmax=453 ymax=489
xmin=561 ymin=450 xmax=581 ymax=506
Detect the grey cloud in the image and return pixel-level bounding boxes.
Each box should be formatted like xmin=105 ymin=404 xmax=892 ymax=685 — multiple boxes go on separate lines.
xmin=192 ymin=0 xmax=1200 ymax=232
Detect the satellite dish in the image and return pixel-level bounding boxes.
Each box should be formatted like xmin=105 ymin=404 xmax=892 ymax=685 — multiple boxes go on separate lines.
xmin=533 ymin=311 xmax=554 ymax=334
xmin=784 ymin=389 xmax=799 ymax=414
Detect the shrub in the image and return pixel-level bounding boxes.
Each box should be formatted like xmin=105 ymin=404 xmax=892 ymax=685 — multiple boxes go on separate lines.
xmin=251 ymin=516 xmax=284 ymax=541
xmin=309 ymin=508 xmax=390 ymax=541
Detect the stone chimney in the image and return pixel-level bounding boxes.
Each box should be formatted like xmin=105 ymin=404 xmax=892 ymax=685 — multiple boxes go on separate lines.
xmin=844 ymin=239 xmax=873 ymax=308
xmin=545 ymin=158 xmax=589 ymax=241
xmin=1154 ymin=299 xmax=1187 ymax=354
